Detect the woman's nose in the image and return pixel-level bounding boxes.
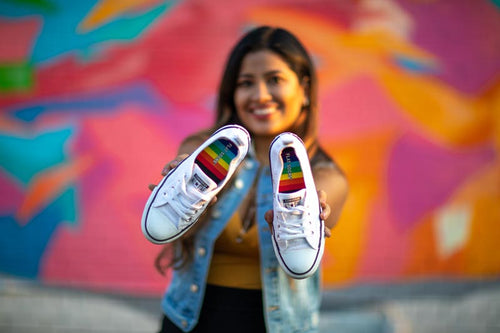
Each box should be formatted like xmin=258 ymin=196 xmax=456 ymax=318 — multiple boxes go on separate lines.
xmin=253 ymin=81 xmax=272 ymax=102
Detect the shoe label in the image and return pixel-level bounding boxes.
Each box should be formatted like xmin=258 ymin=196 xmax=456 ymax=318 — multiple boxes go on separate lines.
xmin=285 ymin=152 xmax=293 ymax=179
xmin=283 ymin=197 xmax=301 ymax=208
xmin=193 ymin=173 xmax=210 ymax=192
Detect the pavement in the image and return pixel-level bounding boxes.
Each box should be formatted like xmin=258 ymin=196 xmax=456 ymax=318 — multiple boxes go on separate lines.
xmin=1 ymin=275 xmax=499 ymax=333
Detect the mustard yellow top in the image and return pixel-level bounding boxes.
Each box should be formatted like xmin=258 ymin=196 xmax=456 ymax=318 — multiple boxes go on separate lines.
xmin=206 ymin=212 xmax=261 ymax=289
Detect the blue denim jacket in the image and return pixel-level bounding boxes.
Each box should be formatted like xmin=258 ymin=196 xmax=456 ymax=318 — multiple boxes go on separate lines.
xmin=161 ymin=155 xmax=321 ymax=332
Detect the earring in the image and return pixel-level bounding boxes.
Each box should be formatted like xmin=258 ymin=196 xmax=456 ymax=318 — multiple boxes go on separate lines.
xmin=302 ymin=98 xmax=309 ymax=108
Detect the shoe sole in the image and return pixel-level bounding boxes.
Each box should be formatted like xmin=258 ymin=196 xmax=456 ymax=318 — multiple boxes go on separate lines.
xmin=194 ymin=138 xmax=240 ymax=185
xmin=279 ymin=146 xmax=306 ymax=193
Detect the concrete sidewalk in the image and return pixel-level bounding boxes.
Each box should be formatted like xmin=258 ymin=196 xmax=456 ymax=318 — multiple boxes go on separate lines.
xmin=1 ymin=276 xmax=499 ymax=333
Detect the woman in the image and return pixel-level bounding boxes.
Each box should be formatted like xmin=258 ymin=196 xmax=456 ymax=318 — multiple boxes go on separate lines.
xmin=152 ymin=26 xmax=348 ymax=332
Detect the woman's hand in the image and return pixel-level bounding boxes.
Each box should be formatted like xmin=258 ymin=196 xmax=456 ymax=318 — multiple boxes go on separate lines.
xmin=148 ymin=154 xmax=188 ymax=191
xmin=264 ymin=189 xmax=332 ymax=238
xmin=318 ymin=190 xmax=332 ymax=238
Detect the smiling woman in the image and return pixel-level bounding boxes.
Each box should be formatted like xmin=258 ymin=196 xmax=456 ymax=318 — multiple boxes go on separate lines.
xmin=150 ymin=26 xmax=348 ymax=333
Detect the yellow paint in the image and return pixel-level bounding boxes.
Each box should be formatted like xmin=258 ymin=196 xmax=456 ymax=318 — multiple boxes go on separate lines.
xmin=78 ymin=0 xmax=162 ymax=32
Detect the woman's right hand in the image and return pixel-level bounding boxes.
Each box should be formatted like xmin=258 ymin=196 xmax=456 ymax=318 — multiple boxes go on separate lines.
xmin=148 ymin=154 xmax=189 ymax=191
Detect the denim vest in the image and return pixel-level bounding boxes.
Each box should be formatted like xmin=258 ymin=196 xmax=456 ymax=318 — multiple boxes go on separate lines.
xmin=161 ymin=155 xmax=321 ymax=332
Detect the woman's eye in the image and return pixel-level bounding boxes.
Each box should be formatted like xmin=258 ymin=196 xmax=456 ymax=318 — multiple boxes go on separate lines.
xmin=268 ymin=76 xmax=282 ymax=84
xmin=237 ymin=80 xmax=252 ymax=87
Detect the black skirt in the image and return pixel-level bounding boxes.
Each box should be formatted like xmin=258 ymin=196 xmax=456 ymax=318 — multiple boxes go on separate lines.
xmin=158 ymin=284 xmax=266 ymax=333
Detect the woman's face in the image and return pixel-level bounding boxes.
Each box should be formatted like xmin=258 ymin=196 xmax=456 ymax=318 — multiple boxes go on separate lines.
xmin=234 ymin=50 xmax=307 ymax=137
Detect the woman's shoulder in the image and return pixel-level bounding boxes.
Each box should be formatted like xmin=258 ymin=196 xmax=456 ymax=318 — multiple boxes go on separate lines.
xmin=311 ymin=147 xmax=342 ymax=172
xmin=178 ymin=128 xmax=213 ymax=155
xmin=311 ymin=146 xmax=349 ymax=194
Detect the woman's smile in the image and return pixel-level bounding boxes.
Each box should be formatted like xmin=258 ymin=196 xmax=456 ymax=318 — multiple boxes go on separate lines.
xmin=248 ymin=102 xmax=280 ymax=119
xmin=252 ymin=106 xmax=275 ymax=116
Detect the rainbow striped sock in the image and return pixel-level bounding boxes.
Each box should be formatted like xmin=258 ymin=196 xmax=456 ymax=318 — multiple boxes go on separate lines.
xmin=279 ymin=147 xmax=305 ymax=193
xmin=194 ymin=138 xmax=239 ymax=185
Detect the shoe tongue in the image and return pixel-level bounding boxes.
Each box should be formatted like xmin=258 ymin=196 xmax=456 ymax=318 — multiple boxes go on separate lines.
xmin=278 ymin=189 xmax=306 ymax=209
xmin=190 ymin=164 xmax=217 ymax=193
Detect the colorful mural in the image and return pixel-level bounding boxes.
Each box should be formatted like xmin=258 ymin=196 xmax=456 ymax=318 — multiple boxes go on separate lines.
xmin=0 ymin=0 xmax=499 ymax=296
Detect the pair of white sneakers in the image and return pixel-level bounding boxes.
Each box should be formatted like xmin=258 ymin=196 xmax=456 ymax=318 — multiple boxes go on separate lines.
xmin=141 ymin=125 xmax=324 ymax=279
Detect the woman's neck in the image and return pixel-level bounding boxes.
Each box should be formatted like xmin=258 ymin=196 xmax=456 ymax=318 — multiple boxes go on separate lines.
xmin=252 ymin=136 xmax=274 ymax=166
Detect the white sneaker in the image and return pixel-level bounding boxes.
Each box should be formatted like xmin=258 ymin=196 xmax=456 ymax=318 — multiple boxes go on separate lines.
xmin=142 ymin=125 xmax=250 ymax=244
xmin=269 ymin=132 xmax=324 ymax=279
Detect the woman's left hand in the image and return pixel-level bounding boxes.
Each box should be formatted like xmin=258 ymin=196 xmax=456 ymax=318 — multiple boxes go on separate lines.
xmin=264 ymin=189 xmax=332 ymax=238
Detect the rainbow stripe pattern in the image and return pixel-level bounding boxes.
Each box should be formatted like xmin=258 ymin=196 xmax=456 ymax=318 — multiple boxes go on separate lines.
xmin=194 ymin=138 xmax=239 ymax=184
xmin=279 ymin=147 xmax=306 ymax=193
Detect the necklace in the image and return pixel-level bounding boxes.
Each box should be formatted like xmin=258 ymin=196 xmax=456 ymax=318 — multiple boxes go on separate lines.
xmin=236 ymin=199 xmax=256 ymax=243
xmin=235 ymin=154 xmax=261 ymax=243
xmin=235 ymin=171 xmax=259 ymax=243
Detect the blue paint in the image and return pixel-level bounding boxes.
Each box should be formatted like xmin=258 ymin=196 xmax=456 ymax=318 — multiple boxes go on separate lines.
xmin=0 ymin=188 xmax=76 ymax=278
xmin=9 ymin=82 xmax=167 ymax=122
xmin=393 ymin=55 xmax=439 ymax=74
xmin=0 ymin=127 xmax=73 ymax=185
xmin=0 ymin=0 xmax=179 ymax=64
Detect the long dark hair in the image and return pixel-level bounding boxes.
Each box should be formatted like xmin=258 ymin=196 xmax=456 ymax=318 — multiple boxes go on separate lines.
xmin=155 ymin=26 xmax=324 ymax=274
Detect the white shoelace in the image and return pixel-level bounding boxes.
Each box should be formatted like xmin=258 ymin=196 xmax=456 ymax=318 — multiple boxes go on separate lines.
xmin=163 ymin=176 xmax=209 ymax=229
xmin=275 ymin=205 xmax=308 ymax=241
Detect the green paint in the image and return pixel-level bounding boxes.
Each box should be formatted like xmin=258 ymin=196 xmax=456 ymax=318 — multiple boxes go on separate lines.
xmin=5 ymin=0 xmax=57 ymax=13
xmin=0 ymin=62 xmax=34 ymax=93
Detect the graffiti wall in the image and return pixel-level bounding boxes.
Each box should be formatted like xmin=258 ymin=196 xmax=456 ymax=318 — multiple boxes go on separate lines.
xmin=0 ymin=0 xmax=499 ymax=296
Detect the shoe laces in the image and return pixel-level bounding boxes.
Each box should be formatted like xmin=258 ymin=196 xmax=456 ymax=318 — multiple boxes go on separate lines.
xmin=163 ymin=176 xmax=208 ymax=229
xmin=275 ymin=205 xmax=309 ymax=241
